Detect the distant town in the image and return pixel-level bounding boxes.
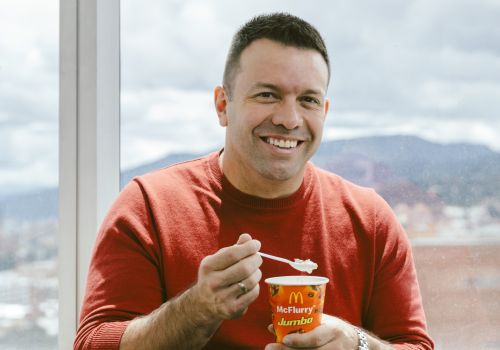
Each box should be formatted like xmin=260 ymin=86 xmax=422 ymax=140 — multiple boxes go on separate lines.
xmin=1 ymin=136 xmax=499 ymax=349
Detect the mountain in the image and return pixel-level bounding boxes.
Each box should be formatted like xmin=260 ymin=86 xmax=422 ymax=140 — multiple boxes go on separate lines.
xmin=120 ymin=153 xmax=208 ymax=189
xmin=0 ymin=188 xmax=58 ymax=224
xmin=1 ymin=135 xmax=499 ymax=224
xmin=311 ymin=135 xmax=500 ymax=206
xmin=312 ymin=135 xmax=500 ymax=179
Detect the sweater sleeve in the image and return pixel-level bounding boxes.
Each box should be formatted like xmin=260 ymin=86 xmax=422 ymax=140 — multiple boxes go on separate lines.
xmin=74 ymin=179 xmax=166 ymax=350
xmin=365 ymin=194 xmax=434 ymax=350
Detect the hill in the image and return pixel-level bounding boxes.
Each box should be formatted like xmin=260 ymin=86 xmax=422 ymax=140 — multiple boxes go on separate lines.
xmin=311 ymin=136 xmax=500 ymax=206
xmin=1 ymin=135 xmax=499 ymax=224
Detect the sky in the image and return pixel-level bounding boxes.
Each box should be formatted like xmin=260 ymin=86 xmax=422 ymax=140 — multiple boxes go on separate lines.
xmin=1 ymin=0 xmax=500 ymax=196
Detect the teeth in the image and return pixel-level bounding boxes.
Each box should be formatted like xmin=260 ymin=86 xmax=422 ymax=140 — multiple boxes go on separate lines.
xmin=266 ymin=138 xmax=299 ymax=149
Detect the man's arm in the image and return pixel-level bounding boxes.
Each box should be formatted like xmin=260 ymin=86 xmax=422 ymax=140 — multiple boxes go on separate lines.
xmin=120 ymin=288 xmax=220 ymax=350
xmin=266 ymin=315 xmax=394 ymax=350
xmin=73 ymin=179 xmax=263 ymax=349
xmin=363 ymin=194 xmax=433 ymax=349
xmin=265 ymin=192 xmax=433 ymax=350
xmin=119 ymin=234 xmax=262 ymax=350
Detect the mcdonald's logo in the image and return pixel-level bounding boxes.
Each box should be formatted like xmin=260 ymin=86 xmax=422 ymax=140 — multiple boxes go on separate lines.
xmin=289 ymin=292 xmax=303 ymax=304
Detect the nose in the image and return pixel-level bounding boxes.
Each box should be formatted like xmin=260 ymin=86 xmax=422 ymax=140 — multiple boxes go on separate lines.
xmin=271 ymin=98 xmax=303 ymax=130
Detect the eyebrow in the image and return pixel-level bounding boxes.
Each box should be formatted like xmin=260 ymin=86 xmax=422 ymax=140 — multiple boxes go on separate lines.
xmin=251 ymin=82 xmax=283 ymax=93
xmin=301 ymin=89 xmax=322 ymax=96
xmin=250 ymin=82 xmax=323 ymax=96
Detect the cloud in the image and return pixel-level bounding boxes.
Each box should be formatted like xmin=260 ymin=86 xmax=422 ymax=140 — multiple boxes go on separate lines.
xmin=0 ymin=0 xmax=59 ymax=193
xmin=121 ymin=88 xmax=224 ymax=169
xmin=1 ymin=0 xmax=499 ymax=193
xmin=0 ymin=1 xmax=59 ymax=124
xmin=324 ymin=113 xmax=500 ymax=150
xmin=0 ymin=122 xmax=58 ymax=195
xmin=119 ymin=0 xmax=500 ymax=171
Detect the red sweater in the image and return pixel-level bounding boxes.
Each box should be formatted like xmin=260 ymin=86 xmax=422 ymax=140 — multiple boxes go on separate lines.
xmin=74 ymin=150 xmax=433 ymax=350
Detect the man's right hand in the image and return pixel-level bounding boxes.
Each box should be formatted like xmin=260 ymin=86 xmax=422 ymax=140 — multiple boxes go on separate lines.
xmin=119 ymin=233 xmax=262 ymax=350
xmin=194 ymin=233 xmax=263 ymax=322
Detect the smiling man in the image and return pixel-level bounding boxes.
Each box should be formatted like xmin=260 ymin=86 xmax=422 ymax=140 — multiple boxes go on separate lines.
xmin=216 ymin=37 xmax=329 ymax=199
xmin=74 ymin=13 xmax=433 ymax=350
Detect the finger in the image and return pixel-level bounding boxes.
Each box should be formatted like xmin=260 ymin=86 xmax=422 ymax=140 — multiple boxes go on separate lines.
xmin=264 ymin=343 xmax=294 ymax=350
xmin=266 ymin=339 xmax=330 ymax=350
xmin=268 ymin=324 xmax=274 ymax=334
xmin=282 ymin=322 xmax=336 ymax=348
xmin=226 ymin=268 xmax=262 ymax=298
xmin=209 ymin=239 xmax=261 ymax=271
xmin=236 ymin=233 xmax=252 ymax=245
xmin=226 ymin=283 xmax=260 ymax=320
xmin=219 ymin=253 xmax=262 ymax=286
xmin=320 ymin=313 xmax=336 ymax=324
xmin=218 ymin=234 xmax=256 ymax=253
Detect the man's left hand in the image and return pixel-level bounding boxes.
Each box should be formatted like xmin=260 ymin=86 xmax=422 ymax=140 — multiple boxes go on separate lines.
xmin=265 ymin=314 xmax=359 ymax=350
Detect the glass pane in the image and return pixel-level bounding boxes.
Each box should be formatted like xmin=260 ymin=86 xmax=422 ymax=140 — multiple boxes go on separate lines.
xmin=121 ymin=1 xmax=500 ymax=349
xmin=0 ymin=1 xmax=59 ymax=349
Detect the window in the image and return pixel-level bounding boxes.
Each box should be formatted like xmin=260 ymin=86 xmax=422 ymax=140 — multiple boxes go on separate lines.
xmin=0 ymin=1 xmax=59 ymax=349
xmin=3 ymin=1 xmax=496 ymax=349
xmin=120 ymin=2 xmax=500 ymax=349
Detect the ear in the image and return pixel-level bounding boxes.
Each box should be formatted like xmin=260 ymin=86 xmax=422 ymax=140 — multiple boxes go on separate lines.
xmin=214 ymin=85 xmax=229 ymax=127
xmin=323 ymin=98 xmax=330 ymax=121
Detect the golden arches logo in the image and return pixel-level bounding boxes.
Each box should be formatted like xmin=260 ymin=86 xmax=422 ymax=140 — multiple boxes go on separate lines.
xmin=289 ymin=292 xmax=303 ymax=304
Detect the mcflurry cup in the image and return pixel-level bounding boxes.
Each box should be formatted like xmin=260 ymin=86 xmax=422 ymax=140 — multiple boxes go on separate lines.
xmin=265 ymin=276 xmax=329 ymax=343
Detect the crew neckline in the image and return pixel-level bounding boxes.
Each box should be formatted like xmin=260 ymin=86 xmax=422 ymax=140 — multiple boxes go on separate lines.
xmin=207 ymin=149 xmax=312 ymax=210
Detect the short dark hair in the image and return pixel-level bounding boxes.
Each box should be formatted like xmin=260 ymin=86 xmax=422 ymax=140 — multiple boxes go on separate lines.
xmin=223 ymin=12 xmax=330 ymax=100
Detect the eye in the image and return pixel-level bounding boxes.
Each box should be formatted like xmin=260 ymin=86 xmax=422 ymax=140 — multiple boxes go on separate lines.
xmin=301 ymin=96 xmax=319 ymax=104
xmin=258 ymin=92 xmax=274 ymax=98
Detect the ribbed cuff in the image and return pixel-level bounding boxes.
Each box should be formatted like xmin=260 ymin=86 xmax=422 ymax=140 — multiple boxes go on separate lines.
xmin=391 ymin=342 xmax=428 ymax=350
xmin=85 ymin=321 xmax=132 ymax=350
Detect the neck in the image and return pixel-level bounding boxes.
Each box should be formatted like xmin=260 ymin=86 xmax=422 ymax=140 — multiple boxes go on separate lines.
xmin=219 ymin=150 xmax=305 ymax=199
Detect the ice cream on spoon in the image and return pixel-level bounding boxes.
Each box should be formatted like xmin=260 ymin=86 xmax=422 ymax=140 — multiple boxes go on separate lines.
xmin=257 ymin=252 xmax=318 ymax=274
xmin=290 ymin=258 xmax=318 ymax=274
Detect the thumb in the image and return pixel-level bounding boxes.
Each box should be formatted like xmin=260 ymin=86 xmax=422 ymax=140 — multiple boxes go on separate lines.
xmin=236 ymin=233 xmax=252 ymax=245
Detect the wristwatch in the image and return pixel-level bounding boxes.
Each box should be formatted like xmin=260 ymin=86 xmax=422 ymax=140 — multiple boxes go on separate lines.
xmin=353 ymin=326 xmax=369 ymax=350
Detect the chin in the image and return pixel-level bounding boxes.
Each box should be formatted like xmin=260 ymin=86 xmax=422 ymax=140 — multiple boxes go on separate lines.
xmin=246 ymin=148 xmax=308 ymax=181
xmin=257 ymin=162 xmax=303 ymax=181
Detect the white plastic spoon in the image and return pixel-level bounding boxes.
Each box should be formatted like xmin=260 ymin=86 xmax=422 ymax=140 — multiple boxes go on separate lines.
xmin=257 ymin=252 xmax=318 ymax=274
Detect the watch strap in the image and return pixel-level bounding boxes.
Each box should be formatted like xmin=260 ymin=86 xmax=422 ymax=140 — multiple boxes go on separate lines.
xmin=353 ymin=326 xmax=369 ymax=350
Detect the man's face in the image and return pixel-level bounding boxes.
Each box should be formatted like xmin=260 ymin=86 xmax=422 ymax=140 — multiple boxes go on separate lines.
xmin=220 ymin=38 xmax=329 ymax=182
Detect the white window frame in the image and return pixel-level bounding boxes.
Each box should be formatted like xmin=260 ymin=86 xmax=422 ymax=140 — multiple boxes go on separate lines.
xmin=59 ymin=1 xmax=120 ymax=348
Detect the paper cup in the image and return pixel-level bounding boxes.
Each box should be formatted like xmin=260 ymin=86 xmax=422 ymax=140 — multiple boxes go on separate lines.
xmin=265 ymin=276 xmax=329 ymax=343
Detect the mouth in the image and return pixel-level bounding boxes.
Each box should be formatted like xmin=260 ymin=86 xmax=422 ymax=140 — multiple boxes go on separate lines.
xmin=262 ymin=137 xmax=303 ymax=149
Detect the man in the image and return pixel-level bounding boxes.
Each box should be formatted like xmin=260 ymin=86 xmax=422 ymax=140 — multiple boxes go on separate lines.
xmin=75 ymin=13 xmax=433 ymax=350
